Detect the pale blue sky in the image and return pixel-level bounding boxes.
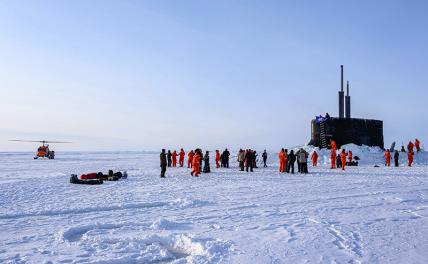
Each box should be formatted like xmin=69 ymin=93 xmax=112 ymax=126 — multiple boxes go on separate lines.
xmin=0 ymin=0 xmax=427 ymax=151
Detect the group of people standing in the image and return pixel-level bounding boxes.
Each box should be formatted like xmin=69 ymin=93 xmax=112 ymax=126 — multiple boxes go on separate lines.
xmin=384 ymin=139 xmax=421 ymax=167
xmin=328 ymin=140 xmax=354 ymax=171
xmin=160 ymin=148 xmax=233 ymax=177
xmin=237 ymin=149 xmax=261 ymax=172
xmin=160 ymin=139 xmax=422 ymax=177
xmin=278 ymin=148 xmax=312 ymax=174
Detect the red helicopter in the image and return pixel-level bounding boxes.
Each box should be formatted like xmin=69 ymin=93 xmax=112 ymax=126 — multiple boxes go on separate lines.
xmin=9 ymin=140 xmax=71 ymax=159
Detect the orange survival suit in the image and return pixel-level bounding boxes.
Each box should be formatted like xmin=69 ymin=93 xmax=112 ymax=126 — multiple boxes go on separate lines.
xmin=384 ymin=150 xmax=391 ymax=166
xmin=311 ymin=151 xmax=318 ymax=166
xmin=179 ymin=149 xmax=185 ymax=167
xmin=172 ymin=151 xmax=178 ymax=167
xmin=330 ymin=140 xmax=337 ymax=169
xmin=415 ymin=139 xmax=421 ymax=152
xmin=340 ymin=150 xmax=347 ymax=171
xmin=408 ymin=151 xmax=414 ymax=167
xmin=188 ymin=150 xmax=194 ymax=168
xmin=215 ymin=150 xmax=220 ymax=168
xmin=278 ymin=150 xmax=286 ymax=173
xmin=192 ymin=152 xmax=201 ymax=176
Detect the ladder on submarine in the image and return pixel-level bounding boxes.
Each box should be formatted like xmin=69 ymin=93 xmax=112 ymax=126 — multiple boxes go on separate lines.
xmin=319 ymin=121 xmax=328 ymax=149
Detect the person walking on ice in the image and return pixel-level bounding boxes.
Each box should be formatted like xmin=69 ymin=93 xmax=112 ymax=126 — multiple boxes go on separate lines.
xmin=172 ymin=150 xmax=178 ymax=167
xmin=278 ymin=149 xmax=286 ymax=173
xmin=215 ymin=150 xmax=220 ymax=168
xmin=394 ymin=150 xmax=400 ymax=167
xmin=408 ymin=150 xmax=414 ymax=167
xmin=298 ymin=148 xmax=309 ymax=173
xmin=191 ymin=150 xmax=201 ymax=177
xmin=187 ymin=150 xmax=194 ymax=168
xmin=311 ymin=151 xmax=318 ymax=166
xmin=415 ymin=139 xmax=421 ymax=152
xmin=287 ymin=150 xmax=296 ymax=174
xmin=160 ymin=149 xmax=167 ymax=178
xmin=330 ymin=139 xmax=337 ymax=169
xmin=262 ymin=150 xmax=268 ymax=167
xmin=179 ymin=149 xmax=185 ymax=167
xmin=384 ymin=149 xmax=391 ymax=167
xmin=340 ymin=149 xmax=347 ymax=171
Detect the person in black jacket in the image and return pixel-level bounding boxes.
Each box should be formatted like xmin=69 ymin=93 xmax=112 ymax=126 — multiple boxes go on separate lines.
xmin=262 ymin=150 xmax=268 ymax=167
xmin=287 ymin=150 xmax=296 ymax=174
xmin=253 ymin=151 xmax=258 ymax=168
xmin=223 ymin=149 xmax=230 ymax=168
xmin=160 ymin=149 xmax=167 ymax=178
xmin=167 ymin=150 xmax=172 ymax=167
xmin=394 ymin=150 xmax=400 ymax=167
xmin=203 ymin=151 xmax=211 ymax=173
xmin=336 ymin=154 xmax=341 ymax=168
xmin=245 ymin=149 xmax=254 ymax=172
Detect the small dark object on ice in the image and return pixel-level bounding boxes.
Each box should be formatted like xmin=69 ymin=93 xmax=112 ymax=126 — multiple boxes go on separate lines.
xmin=374 ymin=165 xmax=380 ymax=168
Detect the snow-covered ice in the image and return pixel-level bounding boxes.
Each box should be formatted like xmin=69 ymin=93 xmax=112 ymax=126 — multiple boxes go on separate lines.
xmin=1 ymin=146 xmax=428 ymax=263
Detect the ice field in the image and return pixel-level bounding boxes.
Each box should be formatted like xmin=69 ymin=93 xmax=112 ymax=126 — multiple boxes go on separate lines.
xmin=1 ymin=146 xmax=428 ymax=263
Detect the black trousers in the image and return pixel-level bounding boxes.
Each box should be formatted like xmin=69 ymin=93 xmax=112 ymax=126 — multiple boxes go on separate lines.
xmin=395 ymin=159 xmax=399 ymax=167
xmin=297 ymin=162 xmax=301 ymax=172
xmin=167 ymin=159 xmax=171 ymax=167
xmin=239 ymin=161 xmax=244 ymax=171
xmin=225 ymin=159 xmax=229 ymax=168
xmin=203 ymin=162 xmax=210 ymax=173
xmin=300 ymin=162 xmax=308 ymax=173
xmin=289 ymin=162 xmax=295 ymax=174
xmin=246 ymin=162 xmax=253 ymax=172
xmin=263 ymin=158 xmax=267 ymax=167
xmin=160 ymin=165 xmax=166 ymax=178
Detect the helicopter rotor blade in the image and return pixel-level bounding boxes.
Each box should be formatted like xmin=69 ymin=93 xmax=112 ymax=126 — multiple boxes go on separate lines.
xmin=9 ymin=140 xmax=44 ymax=143
xmin=8 ymin=140 xmax=72 ymax=144
xmin=43 ymin=141 xmax=72 ymax=144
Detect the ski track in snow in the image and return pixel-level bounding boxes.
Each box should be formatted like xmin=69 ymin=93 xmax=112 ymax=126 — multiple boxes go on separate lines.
xmin=1 ymin=147 xmax=428 ymax=263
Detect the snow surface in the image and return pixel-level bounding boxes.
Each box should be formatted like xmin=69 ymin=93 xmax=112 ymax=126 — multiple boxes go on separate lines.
xmin=1 ymin=146 xmax=428 ymax=263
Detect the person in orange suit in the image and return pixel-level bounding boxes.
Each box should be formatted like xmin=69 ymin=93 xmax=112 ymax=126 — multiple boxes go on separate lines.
xmin=348 ymin=150 xmax=353 ymax=164
xmin=278 ymin=148 xmax=286 ymax=173
xmin=408 ymin=151 xmax=414 ymax=167
xmin=311 ymin=151 xmax=318 ymax=166
xmin=191 ymin=150 xmax=201 ymax=177
xmin=384 ymin=149 xmax=391 ymax=166
xmin=340 ymin=149 xmax=347 ymax=171
xmin=415 ymin=139 xmax=421 ymax=152
xmin=179 ymin=149 xmax=185 ymax=167
xmin=407 ymin=141 xmax=414 ymax=153
xmin=330 ymin=140 xmax=337 ymax=169
xmin=188 ymin=150 xmax=194 ymax=168
xmin=215 ymin=150 xmax=220 ymax=168
xmin=172 ymin=150 xmax=178 ymax=167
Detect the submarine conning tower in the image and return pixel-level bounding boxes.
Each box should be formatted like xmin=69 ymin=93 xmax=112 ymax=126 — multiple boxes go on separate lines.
xmin=308 ymin=65 xmax=384 ymax=149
